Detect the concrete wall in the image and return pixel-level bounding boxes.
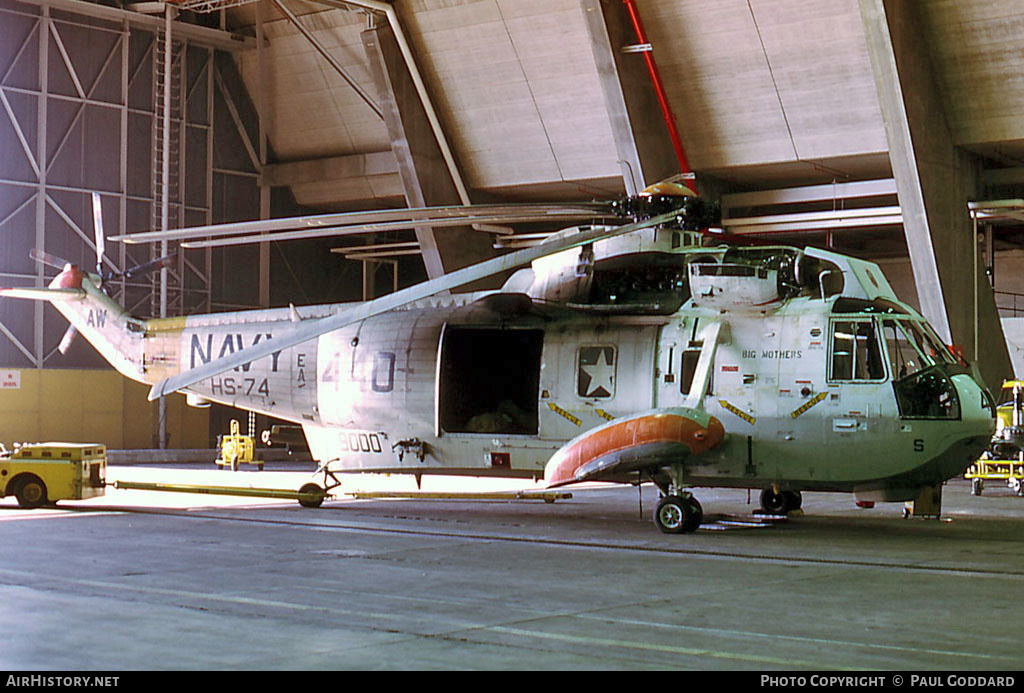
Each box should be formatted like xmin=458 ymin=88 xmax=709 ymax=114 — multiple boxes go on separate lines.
xmin=877 ymin=251 xmax=1024 ymax=316
xmin=0 ymin=368 xmax=209 ymax=449
xmin=1001 ymin=318 xmax=1024 ymax=377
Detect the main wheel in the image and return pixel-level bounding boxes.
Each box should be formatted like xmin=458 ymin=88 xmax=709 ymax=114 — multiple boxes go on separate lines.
xmin=654 ymin=495 xmax=692 ymax=534
xmin=759 ymin=487 xmax=796 ymax=515
xmin=683 ymin=496 xmax=703 ymax=532
xmin=15 ymin=475 xmax=47 ymax=509
xmin=784 ymin=490 xmax=802 ymax=511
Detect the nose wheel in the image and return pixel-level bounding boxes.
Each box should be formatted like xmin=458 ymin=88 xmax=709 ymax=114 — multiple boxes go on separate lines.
xmin=654 ymin=494 xmax=703 ymax=534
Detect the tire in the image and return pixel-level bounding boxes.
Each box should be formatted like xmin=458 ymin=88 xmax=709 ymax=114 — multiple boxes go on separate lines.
xmin=15 ymin=475 xmax=47 ymax=509
xmin=784 ymin=490 xmax=803 ymax=510
xmin=760 ymin=487 xmax=791 ymax=515
xmin=971 ymin=478 xmax=984 ymax=496
xmin=298 ymin=483 xmax=325 ymax=509
xmin=684 ymin=496 xmax=703 ymax=532
xmin=654 ymin=495 xmax=691 ymax=534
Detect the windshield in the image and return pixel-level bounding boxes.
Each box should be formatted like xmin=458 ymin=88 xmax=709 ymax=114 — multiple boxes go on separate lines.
xmin=882 ymin=319 xmax=962 ymax=419
xmin=908 ymin=321 xmax=956 ymax=365
xmin=882 ymin=319 xmax=954 ymax=380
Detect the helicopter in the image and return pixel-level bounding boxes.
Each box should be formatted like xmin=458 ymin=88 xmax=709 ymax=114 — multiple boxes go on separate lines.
xmin=0 ymin=186 xmax=996 ymax=532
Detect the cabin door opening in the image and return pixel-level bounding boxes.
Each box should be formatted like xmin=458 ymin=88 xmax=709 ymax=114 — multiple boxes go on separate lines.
xmin=438 ymin=327 xmax=544 ymax=434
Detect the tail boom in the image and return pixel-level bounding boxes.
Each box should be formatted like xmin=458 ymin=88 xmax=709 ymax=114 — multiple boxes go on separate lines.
xmin=0 ymin=266 xmax=148 ymax=383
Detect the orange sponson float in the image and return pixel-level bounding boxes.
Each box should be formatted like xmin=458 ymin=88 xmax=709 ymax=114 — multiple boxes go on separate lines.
xmin=545 ymin=408 xmax=724 ymax=487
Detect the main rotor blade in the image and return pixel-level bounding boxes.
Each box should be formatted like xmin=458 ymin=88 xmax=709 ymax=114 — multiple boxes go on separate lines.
xmin=179 ymin=213 xmax=620 ymax=249
xmin=148 ymin=208 xmax=681 ymax=401
xmin=110 ymin=203 xmax=612 ymax=245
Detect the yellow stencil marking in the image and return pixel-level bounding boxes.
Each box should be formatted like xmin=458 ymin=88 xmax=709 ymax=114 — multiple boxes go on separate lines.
xmin=718 ymin=399 xmax=755 ymax=425
xmin=595 ymin=409 xmax=615 ymax=422
xmin=547 ymin=402 xmax=582 ymax=427
xmin=790 ymin=391 xmax=828 ymax=419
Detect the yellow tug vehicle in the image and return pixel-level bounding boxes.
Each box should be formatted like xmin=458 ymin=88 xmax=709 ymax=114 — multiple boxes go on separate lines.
xmin=0 ymin=443 xmax=106 ymax=508
xmin=966 ymin=380 xmax=1024 ymax=496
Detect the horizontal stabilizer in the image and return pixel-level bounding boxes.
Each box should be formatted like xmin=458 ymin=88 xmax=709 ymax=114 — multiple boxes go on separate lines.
xmin=0 ymin=287 xmax=85 ymax=301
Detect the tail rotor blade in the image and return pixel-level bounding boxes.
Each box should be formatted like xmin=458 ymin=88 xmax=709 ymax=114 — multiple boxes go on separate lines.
xmin=57 ymin=325 xmax=77 ymax=355
xmin=92 ymin=192 xmax=105 ymax=276
xmin=30 ymin=249 xmax=71 ymax=271
xmin=119 ymin=252 xmax=177 ymax=280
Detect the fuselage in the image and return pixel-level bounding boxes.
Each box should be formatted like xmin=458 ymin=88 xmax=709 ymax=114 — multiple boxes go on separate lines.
xmin=46 ymin=238 xmax=996 ymax=500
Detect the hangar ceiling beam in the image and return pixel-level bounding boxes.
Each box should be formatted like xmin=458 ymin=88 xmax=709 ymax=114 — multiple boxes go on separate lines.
xmin=580 ymin=0 xmax=681 ymax=195
xmin=261 ymin=152 xmax=399 ymax=188
xmin=12 ymin=0 xmax=254 ymax=51
xmin=361 ymin=20 xmax=495 ymax=282
xmin=269 ymin=0 xmax=383 ymax=121
xmin=859 ymin=0 xmax=1012 ymax=390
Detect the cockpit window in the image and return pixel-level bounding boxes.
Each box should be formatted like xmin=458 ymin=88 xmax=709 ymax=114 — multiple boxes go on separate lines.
xmin=912 ymin=322 xmax=956 ymax=365
xmin=830 ymin=320 xmax=885 ymax=381
xmin=883 ymin=319 xmax=953 ymax=379
xmin=883 ymin=320 xmax=925 ymax=380
xmin=883 ymin=319 xmax=961 ymax=420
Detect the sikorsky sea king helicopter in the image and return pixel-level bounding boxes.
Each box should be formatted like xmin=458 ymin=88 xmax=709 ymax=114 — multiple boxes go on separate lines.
xmin=0 ymin=185 xmax=996 ymax=532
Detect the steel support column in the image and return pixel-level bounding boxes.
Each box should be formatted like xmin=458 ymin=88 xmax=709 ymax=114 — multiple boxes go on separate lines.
xmin=859 ymin=0 xmax=1012 ymax=391
xmin=33 ymin=5 xmax=49 ymax=367
xmin=361 ymin=21 xmax=495 ymax=280
xmin=580 ymin=0 xmax=680 ymax=194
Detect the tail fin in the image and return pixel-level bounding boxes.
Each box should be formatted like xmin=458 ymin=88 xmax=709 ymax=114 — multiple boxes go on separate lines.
xmin=0 ymin=266 xmax=148 ymax=383
xmin=3 ymin=195 xmax=173 ymax=383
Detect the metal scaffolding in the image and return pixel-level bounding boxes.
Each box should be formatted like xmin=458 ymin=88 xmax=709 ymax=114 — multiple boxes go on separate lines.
xmin=0 ymin=0 xmax=260 ymax=369
xmin=167 ymin=0 xmax=262 ymax=12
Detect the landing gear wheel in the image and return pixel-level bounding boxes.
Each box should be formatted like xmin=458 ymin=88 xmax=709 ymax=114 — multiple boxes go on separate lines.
xmin=298 ymin=483 xmax=325 ymax=509
xmin=760 ymin=488 xmax=801 ymax=515
xmin=971 ymin=478 xmax=984 ymax=496
xmin=759 ymin=487 xmax=791 ymax=515
xmin=654 ymin=495 xmax=699 ymax=534
xmin=784 ymin=490 xmax=802 ymax=511
xmin=16 ymin=476 xmax=47 ymax=509
xmin=684 ymin=496 xmax=703 ymax=532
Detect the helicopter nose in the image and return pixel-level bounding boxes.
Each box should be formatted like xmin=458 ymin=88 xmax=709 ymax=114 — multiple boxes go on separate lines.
xmin=952 ymin=372 xmax=997 ymax=455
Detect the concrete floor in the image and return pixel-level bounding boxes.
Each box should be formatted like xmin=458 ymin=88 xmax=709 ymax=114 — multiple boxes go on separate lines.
xmin=2 ymin=464 xmax=1024 ymax=671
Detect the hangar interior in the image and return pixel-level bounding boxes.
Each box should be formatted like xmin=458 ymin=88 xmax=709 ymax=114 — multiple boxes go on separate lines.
xmin=2 ymin=0 xmax=1024 ymax=448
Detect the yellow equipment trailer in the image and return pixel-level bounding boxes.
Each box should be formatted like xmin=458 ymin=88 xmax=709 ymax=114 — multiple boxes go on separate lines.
xmin=215 ymin=419 xmax=262 ymax=471
xmin=0 ymin=443 xmax=106 ymax=508
xmin=966 ymin=381 xmax=1024 ymax=496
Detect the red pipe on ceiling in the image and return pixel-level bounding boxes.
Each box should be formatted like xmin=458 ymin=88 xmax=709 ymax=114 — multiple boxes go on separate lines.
xmin=620 ymin=0 xmax=693 ymax=183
